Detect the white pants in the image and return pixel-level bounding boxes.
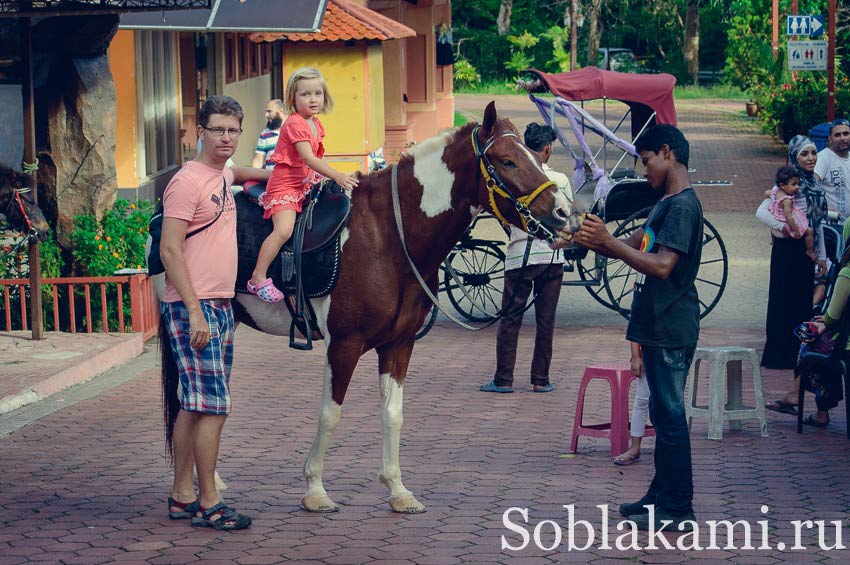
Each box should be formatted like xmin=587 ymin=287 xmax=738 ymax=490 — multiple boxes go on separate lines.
xmin=630 ymin=375 xmax=651 ymax=438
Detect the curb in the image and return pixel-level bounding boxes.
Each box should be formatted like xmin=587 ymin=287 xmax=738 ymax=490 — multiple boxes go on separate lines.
xmin=0 ymin=333 xmax=145 ymax=415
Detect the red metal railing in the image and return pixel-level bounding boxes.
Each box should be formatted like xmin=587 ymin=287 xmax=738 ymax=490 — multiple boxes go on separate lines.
xmin=0 ymin=274 xmax=159 ymax=340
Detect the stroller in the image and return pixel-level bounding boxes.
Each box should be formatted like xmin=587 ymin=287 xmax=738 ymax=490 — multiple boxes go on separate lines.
xmin=794 ymin=292 xmax=850 ymax=437
xmin=815 ymin=221 xmax=846 ymax=316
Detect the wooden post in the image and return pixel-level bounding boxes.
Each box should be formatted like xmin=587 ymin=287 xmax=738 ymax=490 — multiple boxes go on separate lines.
xmin=827 ymin=0 xmax=836 ymax=120
xmin=569 ymin=0 xmax=578 ymax=71
xmin=772 ymin=0 xmax=779 ymax=60
xmin=21 ymin=19 xmax=43 ymax=340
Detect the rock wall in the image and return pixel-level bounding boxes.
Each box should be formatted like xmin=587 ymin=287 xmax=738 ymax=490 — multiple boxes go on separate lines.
xmin=31 ymin=15 xmax=119 ymax=248
xmin=38 ymin=56 xmax=118 ymax=247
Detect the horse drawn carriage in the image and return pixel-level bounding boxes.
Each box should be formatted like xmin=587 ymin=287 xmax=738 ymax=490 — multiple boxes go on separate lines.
xmin=417 ymin=67 xmax=729 ymax=338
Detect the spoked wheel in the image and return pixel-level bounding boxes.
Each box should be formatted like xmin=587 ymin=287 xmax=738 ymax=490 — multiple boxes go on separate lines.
xmin=575 ymin=250 xmax=620 ymax=311
xmin=444 ymin=241 xmax=506 ymax=322
xmin=415 ymin=303 xmax=438 ymax=341
xmin=603 ymin=208 xmax=728 ymax=320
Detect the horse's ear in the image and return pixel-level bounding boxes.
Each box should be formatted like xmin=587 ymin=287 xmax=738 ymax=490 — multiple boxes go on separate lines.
xmin=481 ymin=101 xmax=497 ymax=138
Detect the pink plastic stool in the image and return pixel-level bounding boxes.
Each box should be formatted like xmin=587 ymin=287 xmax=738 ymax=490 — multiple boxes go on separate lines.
xmin=569 ymin=363 xmax=655 ymax=456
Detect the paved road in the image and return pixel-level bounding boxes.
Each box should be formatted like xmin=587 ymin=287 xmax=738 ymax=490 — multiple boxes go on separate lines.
xmin=1 ymin=325 xmax=848 ymax=563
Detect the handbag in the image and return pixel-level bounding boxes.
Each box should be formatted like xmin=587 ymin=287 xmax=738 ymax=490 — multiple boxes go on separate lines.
xmin=146 ymin=177 xmax=227 ymax=275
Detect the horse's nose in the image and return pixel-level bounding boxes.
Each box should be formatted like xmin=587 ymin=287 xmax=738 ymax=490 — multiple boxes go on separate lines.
xmin=553 ymin=205 xmax=570 ymax=226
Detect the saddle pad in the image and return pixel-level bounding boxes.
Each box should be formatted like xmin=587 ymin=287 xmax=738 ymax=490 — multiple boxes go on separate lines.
xmin=234 ymin=192 xmax=344 ymax=298
xmin=283 ymin=183 xmax=351 ymax=253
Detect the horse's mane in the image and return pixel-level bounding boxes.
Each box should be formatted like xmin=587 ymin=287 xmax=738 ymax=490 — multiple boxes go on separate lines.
xmin=356 ymin=122 xmax=479 ymax=191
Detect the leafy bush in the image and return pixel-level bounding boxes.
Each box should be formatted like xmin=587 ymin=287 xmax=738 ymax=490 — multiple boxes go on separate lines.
xmin=754 ymin=70 xmax=850 ymax=143
xmin=0 ymin=227 xmax=65 ymax=331
xmin=453 ymin=58 xmax=481 ymax=89
xmin=504 ymin=31 xmax=539 ymax=77
xmin=70 ymin=199 xmax=153 ymax=277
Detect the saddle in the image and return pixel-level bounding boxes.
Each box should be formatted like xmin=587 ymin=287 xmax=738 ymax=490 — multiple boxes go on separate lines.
xmin=236 ymin=180 xmax=351 ymax=350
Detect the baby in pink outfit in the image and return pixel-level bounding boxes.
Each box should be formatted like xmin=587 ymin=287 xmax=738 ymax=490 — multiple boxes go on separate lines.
xmin=769 ymin=165 xmax=815 ymax=261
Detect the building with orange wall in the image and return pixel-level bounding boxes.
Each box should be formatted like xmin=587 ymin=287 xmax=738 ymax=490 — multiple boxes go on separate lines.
xmin=110 ymin=0 xmax=454 ymax=201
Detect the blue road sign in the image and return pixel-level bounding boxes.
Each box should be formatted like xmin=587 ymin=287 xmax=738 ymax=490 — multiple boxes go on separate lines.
xmin=787 ymin=15 xmax=810 ymax=35
xmin=810 ymin=15 xmax=825 ymax=38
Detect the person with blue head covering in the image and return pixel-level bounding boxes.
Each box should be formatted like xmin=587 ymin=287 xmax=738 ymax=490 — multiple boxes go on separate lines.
xmin=758 ymin=136 xmax=829 ymax=411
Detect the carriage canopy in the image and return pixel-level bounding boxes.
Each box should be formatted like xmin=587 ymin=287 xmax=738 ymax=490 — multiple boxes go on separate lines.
xmin=524 ymin=67 xmax=677 ymax=137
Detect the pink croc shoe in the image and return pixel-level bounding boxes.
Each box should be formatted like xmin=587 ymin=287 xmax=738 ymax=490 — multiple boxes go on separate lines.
xmin=246 ymin=278 xmax=284 ymax=303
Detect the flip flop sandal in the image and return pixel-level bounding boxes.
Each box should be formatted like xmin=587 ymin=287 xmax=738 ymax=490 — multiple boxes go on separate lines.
xmin=247 ymin=278 xmax=284 ymax=303
xmin=480 ymin=380 xmax=514 ymax=393
xmin=803 ymin=414 xmax=829 ymax=428
xmin=191 ymin=502 xmax=252 ymax=531
xmin=613 ymin=453 xmax=641 ymax=466
xmin=533 ymin=384 xmax=555 ymax=393
xmin=168 ymin=497 xmax=201 ymax=520
xmin=765 ymin=401 xmax=797 ymax=416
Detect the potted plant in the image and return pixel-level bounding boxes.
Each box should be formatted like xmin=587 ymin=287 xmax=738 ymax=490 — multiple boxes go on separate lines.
xmin=745 ymin=99 xmax=759 ymax=117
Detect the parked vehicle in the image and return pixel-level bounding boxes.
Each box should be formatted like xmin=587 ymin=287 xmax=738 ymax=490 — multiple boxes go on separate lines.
xmin=597 ymin=48 xmax=640 ymax=73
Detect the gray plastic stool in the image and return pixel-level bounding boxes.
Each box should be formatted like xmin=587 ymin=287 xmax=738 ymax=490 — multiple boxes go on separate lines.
xmin=686 ymin=346 xmax=768 ymax=440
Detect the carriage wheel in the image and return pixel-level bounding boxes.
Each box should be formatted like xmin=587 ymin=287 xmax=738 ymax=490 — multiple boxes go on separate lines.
xmin=415 ymin=303 xmax=438 ymax=341
xmin=444 ymin=241 xmax=506 ymax=322
xmin=575 ymin=250 xmax=620 ymax=311
xmin=602 ymin=208 xmax=728 ymax=320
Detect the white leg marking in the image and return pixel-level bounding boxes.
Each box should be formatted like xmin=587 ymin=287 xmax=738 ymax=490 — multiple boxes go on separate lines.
xmin=302 ymin=351 xmax=343 ymax=511
xmin=412 ymin=133 xmax=456 ymax=217
xmin=378 ymin=372 xmax=408 ymax=498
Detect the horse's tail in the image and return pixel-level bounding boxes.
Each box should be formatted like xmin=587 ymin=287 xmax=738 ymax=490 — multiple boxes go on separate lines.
xmin=159 ymin=318 xmax=180 ymax=460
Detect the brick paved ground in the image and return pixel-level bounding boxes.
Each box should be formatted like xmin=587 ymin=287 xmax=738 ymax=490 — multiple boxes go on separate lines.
xmin=1 ymin=325 xmax=849 ymax=564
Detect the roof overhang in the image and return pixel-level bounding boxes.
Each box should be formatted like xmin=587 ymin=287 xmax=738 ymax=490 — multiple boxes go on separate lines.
xmin=0 ymin=0 xmax=211 ymax=18
xmin=119 ymin=0 xmax=326 ymax=32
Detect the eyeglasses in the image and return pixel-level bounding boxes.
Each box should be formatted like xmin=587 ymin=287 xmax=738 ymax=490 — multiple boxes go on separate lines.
xmin=202 ymin=126 xmax=243 ymax=138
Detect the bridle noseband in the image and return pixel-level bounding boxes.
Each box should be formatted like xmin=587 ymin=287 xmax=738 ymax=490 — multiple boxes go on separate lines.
xmin=471 ymin=126 xmax=558 ymax=243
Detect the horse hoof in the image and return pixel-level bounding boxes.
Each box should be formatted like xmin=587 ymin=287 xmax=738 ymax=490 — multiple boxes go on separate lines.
xmin=302 ymin=494 xmax=340 ymax=513
xmin=214 ymin=471 xmax=228 ymax=492
xmin=389 ymin=494 xmax=426 ymax=514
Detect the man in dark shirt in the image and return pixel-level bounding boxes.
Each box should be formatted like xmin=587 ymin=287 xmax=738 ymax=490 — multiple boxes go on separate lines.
xmin=575 ymin=124 xmax=703 ymax=532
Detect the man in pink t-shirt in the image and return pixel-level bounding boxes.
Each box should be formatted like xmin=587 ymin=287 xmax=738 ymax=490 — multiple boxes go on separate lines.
xmin=159 ymin=95 xmax=270 ymax=531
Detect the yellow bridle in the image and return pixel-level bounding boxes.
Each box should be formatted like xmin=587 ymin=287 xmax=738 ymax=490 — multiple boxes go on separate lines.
xmin=471 ymin=128 xmax=556 ymax=239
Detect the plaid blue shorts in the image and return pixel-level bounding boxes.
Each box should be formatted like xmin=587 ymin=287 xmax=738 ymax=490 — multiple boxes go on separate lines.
xmin=161 ymin=299 xmax=235 ymax=415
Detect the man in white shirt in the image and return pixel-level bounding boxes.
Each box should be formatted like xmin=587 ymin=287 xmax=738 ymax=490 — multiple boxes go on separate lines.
xmin=250 ymin=99 xmax=285 ymax=170
xmin=480 ymin=123 xmax=571 ymax=394
xmin=815 ymin=118 xmax=850 ymax=220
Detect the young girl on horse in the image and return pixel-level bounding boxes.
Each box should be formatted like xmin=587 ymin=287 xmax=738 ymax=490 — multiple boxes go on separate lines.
xmin=248 ymin=67 xmax=358 ymax=302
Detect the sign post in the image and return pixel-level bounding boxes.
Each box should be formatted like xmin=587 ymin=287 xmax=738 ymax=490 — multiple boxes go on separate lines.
xmin=827 ymin=0 xmax=835 ymax=120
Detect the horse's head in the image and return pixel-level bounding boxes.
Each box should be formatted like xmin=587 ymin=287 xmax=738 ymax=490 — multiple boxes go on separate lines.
xmin=0 ymin=173 xmax=50 ymax=242
xmin=470 ymin=102 xmax=583 ymax=241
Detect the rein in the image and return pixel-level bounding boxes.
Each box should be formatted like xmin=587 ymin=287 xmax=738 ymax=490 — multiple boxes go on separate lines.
xmin=471 ymin=126 xmax=558 ymax=244
xmin=1 ymin=186 xmax=39 ymax=259
xmin=390 ymin=145 xmax=558 ymax=332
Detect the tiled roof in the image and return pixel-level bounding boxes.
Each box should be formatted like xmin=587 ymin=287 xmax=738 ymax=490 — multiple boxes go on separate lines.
xmin=250 ymin=0 xmax=415 ymax=43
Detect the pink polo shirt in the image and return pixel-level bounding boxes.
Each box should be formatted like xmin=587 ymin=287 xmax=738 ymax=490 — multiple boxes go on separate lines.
xmin=161 ymin=161 xmax=237 ymax=303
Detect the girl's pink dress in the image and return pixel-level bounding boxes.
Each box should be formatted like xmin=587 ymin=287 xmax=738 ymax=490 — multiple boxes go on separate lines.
xmin=260 ymin=114 xmax=325 ymax=219
xmin=768 ymin=187 xmax=808 ymax=238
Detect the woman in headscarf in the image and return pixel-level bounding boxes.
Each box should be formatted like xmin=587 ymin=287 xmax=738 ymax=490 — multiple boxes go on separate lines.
xmin=757 ymin=135 xmax=828 ymax=412
xmin=766 ymin=218 xmax=850 ymax=426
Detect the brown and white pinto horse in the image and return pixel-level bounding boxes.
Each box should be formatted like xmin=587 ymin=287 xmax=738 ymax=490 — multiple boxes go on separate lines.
xmin=233 ymin=102 xmax=578 ymax=513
